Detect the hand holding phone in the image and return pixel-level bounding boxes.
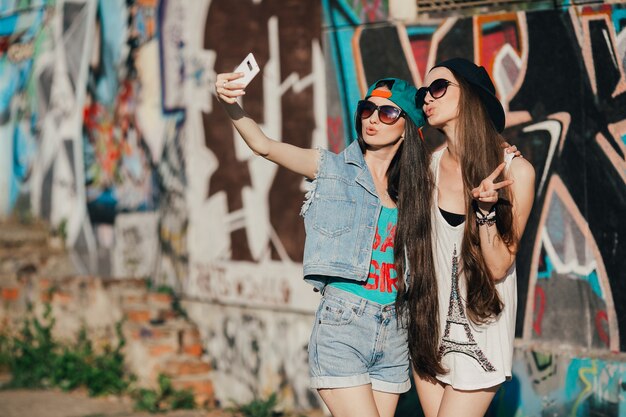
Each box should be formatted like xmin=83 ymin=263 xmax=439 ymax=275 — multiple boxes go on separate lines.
xmin=233 ymin=53 xmax=260 ymax=88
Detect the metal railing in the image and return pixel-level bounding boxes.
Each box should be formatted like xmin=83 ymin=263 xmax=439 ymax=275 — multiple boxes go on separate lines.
xmin=416 ymin=0 xmax=608 ymax=13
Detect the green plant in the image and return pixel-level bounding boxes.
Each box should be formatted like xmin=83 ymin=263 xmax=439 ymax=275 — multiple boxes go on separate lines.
xmin=229 ymin=392 xmax=280 ymax=417
xmin=81 ymin=322 xmax=130 ymax=396
xmin=0 ymin=331 xmax=12 ymax=378
xmin=147 ymin=282 xmax=188 ymax=319
xmin=56 ymin=218 xmax=68 ymax=242
xmin=9 ymin=303 xmax=57 ymax=388
xmin=4 ymin=304 xmax=132 ymax=396
xmin=134 ymin=373 xmax=195 ymax=412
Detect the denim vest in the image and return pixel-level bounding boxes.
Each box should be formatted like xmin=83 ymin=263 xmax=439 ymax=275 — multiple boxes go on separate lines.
xmin=300 ymin=141 xmax=382 ymax=291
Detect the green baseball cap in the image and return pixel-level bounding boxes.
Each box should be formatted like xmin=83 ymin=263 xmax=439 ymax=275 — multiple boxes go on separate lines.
xmin=365 ymin=78 xmax=425 ymax=128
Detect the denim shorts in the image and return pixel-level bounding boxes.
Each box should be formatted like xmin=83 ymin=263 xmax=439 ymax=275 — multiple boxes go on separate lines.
xmin=308 ymin=285 xmax=411 ymax=394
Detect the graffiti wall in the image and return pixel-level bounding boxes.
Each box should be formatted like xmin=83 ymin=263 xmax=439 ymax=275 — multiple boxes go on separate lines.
xmin=0 ymin=0 xmax=97 ymax=260
xmin=2 ymin=0 xmax=625 ymax=413
xmin=0 ymin=0 xmax=325 ymax=409
xmin=322 ymin=1 xmax=626 ymax=415
xmin=489 ymin=347 xmax=626 ymax=417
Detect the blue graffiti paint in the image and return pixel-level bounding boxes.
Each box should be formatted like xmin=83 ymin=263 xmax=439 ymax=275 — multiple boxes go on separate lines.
xmin=538 ymin=254 xmax=553 ymax=279
xmin=322 ymin=0 xmax=362 ymax=145
xmin=540 ymin=248 xmax=603 ymax=299
xmin=95 ymin=0 xmax=127 ymax=105
xmin=482 ymin=21 xmax=502 ymax=32
xmin=322 ymin=0 xmax=360 ymax=28
xmin=0 ymin=6 xmax=44 ymax=213
xmin=490 ymin=352 xmax=626 ymax=417
xmin=0 ymin=14 xmax=18 ymax=34
xmin=0 ymin=7 xmax=44 ymax=38
xmin=612 ymin=8 xmax=626 ymax=33
xmin=406 ymin=25 xmax=437 ymax=37
xmin=586 ymin=270 xmax=603 ymax=301
xmin=0 ymin=0 xmax=47 ymax=16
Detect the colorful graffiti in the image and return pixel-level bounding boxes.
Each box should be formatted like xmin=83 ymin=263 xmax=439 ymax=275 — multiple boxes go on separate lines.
xmin=488 ymin=348 xmax=626 ymax=417
xmin=3 ymin=0 xmax=326 ymax=408
xmin=0 ymin=0 xmax=190 ymax=281
xmin=0 ymin=2 xmax=48 ymax=214
xmin=323 ymin=1 xmax=626 ymax=415
xmin=0 ymin=0 xmax=98 ymax=264
xmin=185 ymin=1 xmax=325 ymax=406
xmin=2 ymin=0 xmax=625 ymax=412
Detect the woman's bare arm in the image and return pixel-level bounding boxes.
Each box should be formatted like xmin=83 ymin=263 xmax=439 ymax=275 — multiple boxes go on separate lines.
xmin=473 ymin=158 xmax=535 ymax=279
xmin=216 ymin=72 xmax=319 ymax=179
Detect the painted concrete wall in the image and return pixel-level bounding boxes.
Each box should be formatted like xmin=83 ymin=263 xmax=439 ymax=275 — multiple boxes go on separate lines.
xmin=0 ymin=0 xmax=324 ymax=408
xmin=1 ymin=0 xmax=625 ymax=413
xmin=322 ymin=2 xmax=626 ymax=416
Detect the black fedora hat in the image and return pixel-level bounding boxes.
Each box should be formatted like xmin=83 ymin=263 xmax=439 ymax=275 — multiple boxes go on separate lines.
xmin=434 ymin=58 xmax=506 ymax=133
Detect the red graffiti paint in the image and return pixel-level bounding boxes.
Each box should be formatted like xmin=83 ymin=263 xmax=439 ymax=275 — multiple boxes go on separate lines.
xmin=327 ymin=116 xmax=344 ymax=153
xmin=595 ymin=310 xmax=609 ymax=348
xmin=408 ymin=38 xmax=431 ymax=80
xmin=360 ymin=0 xmax=385 ymax=22
xmin=533 ymin=286 xmax=545 ymax=336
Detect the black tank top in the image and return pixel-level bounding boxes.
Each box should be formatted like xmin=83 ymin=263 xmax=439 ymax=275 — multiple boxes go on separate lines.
xmin=439 ymin=207 xmax=465 ymax=227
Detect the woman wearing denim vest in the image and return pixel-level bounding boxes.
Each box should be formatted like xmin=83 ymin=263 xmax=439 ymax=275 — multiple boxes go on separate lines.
xmin=216 ymin=71 xmax=433 ymax=417
xmin=408 ymin=58 xmax=535 ymax=417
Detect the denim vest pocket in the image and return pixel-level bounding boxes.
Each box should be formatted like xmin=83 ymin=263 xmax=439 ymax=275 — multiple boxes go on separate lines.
xmin=311 ymin=196 xmax=355 ymax=237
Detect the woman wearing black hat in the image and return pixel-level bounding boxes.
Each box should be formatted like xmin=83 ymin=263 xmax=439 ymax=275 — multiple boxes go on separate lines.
xmin=407 ymin=58 xmax=535 ymax=417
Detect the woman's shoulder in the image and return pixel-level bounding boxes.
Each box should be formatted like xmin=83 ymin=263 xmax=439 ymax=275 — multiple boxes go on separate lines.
xmin=506 ymin=156 xmax=535 ymax=179
xmin=314 ymin=143 xmax=360 ymax=177
xmin=506 ymin=157 xmax=535 ymax=199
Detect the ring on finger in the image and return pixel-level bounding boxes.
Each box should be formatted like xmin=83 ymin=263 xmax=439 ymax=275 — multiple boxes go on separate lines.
xmin=223 ymin=81 xmax=227 ymax=88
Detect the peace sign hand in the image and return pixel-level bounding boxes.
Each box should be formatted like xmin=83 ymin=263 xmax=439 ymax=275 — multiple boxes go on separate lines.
xmin=471 ymin=162 xmax=514 ymax=212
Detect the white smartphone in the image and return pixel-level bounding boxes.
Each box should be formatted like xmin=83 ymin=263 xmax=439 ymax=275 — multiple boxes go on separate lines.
xmin=233 ymin=53 xmax=260 ymax=87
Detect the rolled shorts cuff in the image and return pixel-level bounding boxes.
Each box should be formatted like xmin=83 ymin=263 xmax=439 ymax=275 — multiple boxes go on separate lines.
xmin=310 ymin=373 xmax=370 ymax=390
xmin=371 ymin=377 xmax=411 ymax=394
xmin=310 ymin=374 xmax=410 ymax=394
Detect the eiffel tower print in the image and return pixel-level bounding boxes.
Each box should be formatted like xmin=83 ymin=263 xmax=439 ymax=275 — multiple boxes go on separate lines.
xmin=438 ymin=246 xmax=496 ymax=372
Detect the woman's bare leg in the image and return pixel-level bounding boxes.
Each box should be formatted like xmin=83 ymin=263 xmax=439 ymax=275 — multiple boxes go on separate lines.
xmin=437 ymin=383 xmax=500 ymax=417
xmin=318 ymin=385 xmax=400 ymax=417
xmin=413 ymin=371 xmax=445 ymax=417
xmin=372 ymin=390 xmax=400 ymax=417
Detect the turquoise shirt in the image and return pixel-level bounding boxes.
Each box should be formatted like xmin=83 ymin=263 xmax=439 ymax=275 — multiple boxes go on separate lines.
xmin=329 ymin=206 xmax=398 ymax=305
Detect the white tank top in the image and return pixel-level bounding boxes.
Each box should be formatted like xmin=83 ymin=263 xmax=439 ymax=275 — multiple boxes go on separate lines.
xmin=431 ymin=148 xmax=516 ymax=390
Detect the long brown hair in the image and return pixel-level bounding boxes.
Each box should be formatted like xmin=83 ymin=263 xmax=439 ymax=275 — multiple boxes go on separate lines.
xmin=402 ymin=72 xmax=520 ymax=380
xmin=455 ymin=74 xmax=517 ymax=324
xmin=355 ymin=80 xmax=441 ymax=378
xmin=392 ymin=121 xmax=445 ymax=378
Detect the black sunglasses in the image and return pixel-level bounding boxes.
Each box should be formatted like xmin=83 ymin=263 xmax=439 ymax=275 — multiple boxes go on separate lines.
xmin=356 ymin=100 xmax=405 ymax=125
xmin=416 ymin=78 xmax=459 ymax=105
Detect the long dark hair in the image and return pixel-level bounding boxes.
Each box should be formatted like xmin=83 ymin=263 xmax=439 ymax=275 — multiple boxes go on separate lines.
xmin=355 ymin=80 xmax=441 ymax=377
xmin=393 ymin=121 xmax=444 ymax=378
xmin=455 ymin=75 xmax=517 ymax=324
